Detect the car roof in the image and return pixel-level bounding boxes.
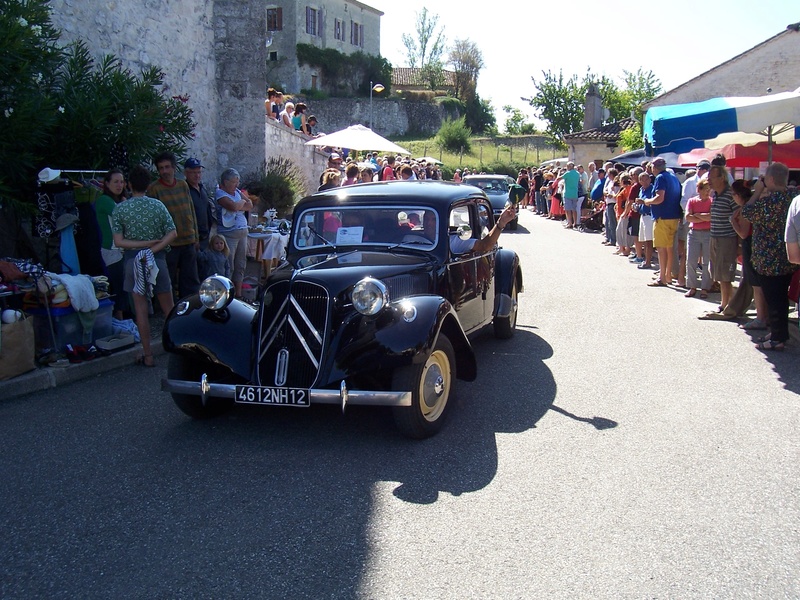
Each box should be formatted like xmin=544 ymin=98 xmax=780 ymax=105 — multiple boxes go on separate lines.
xmin=297 ymin=180 xmax=487 ymax=211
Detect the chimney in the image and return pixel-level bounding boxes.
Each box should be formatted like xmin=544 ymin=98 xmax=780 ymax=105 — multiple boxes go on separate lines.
xmin=583 ymin=82 xmax=603 ymax=130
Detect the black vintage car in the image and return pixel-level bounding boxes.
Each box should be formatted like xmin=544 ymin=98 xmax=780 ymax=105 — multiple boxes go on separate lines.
xmin=161 ymin=181 xmax=523 ymax=438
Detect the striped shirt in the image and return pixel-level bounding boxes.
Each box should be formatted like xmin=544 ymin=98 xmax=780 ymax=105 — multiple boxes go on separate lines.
xmin=710 ymin=187 xmax=737 ymax=238
xmin=147 ymin=178 xmax=198 ymax=246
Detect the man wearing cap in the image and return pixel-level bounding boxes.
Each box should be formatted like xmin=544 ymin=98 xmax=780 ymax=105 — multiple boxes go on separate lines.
xmin=147 ymin=151 xmax=200 ymax=299
xmin=183 ymin=158 xmax=215 ymax=251
xmin=643 ymin=157 xmax=682 ymax=287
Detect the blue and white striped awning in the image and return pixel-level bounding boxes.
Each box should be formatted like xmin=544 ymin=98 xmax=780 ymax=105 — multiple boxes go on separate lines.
xmin=643 ymin=89 xmax=800 ymax=154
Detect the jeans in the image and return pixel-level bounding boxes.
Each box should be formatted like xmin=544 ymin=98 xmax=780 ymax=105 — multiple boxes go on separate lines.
xmin=686 ymin=229 xmax=712 ymax=290
xmin=604 ymin=203 xmax=617 ymax=244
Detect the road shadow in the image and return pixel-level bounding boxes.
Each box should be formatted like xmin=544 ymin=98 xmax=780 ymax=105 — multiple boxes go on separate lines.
xmin=0 ymin=327 xmax=557 ymax=598
xmin=739 ymin=316 xmax=800 ymax=394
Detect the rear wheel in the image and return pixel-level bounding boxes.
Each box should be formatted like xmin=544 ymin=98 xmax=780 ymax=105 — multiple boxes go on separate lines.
xmin=168 ymin=354 xmax=234 ymax=419
xmin=392 ymin=334 xmax=455 ymax=439
xmin=493 ymin=278 xmax=518 ymax=339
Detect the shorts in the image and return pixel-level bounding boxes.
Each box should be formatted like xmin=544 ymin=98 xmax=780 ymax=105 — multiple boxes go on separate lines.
xmin=638 ymin=215 xmax=654 ymax=242
xmin=710 ymin=236 xmax=739 ymax=282
xmin=653 ymin=218 xmax=680 ymax=248
xmin=123 ymin=251 xmax=172 ymax=295
xmin=563 ymin=197 xmax=578 ymax=212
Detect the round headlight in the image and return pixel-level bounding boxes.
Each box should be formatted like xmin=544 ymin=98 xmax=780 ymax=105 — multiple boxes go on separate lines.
xmin=199 ymin=276 xmax=234 ymax=310
xmin=351 ymin=278 xmax=388 ymax=316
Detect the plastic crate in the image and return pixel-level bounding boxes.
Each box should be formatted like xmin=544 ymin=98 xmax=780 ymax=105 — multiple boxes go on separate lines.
xmin=27 ymin=298 xmax=113 ymax=351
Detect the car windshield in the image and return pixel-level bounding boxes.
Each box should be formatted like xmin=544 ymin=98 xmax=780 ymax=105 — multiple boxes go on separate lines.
xmin=466 ymin=178 xmax=509 ymax=194
xmin=294 ymin=205 xmax=439 ymax=249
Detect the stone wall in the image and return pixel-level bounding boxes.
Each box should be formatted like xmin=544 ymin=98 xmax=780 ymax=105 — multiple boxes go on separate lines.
xmin=265 ymin=118 xmax=329 ymax=197
xmin=297 ymin=98 xmax=449 ymax=137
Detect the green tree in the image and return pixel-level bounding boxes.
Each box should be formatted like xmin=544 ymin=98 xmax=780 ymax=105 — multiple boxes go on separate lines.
xmin=621 ymin=68 xmax=663 ymax=117
xmin=502 ymin=105 xmax=537 ymax=135
xmin=48 ymin=42 xmax=195 ymax=170
xmin=465 ymin=94 xmax=496 ymax=135
xmin=525 ymin=68 xmax=662 ymax=140
xmin=0 ymin=0 xmax=62 ymax=204
xmin=419 ymin=60 xmax=446 ymax=92
xmin=523 ymin=69 xmax=585 ymax=139
xmin=617 ymin=122 xmax=643 ymax=153
xmin=0 ymin=0 xmax=196 ymax=211
xmin=448 ymin=38 xmax=483 ymax=104
xmin=401 ymin=8 xmax=446 ymax=69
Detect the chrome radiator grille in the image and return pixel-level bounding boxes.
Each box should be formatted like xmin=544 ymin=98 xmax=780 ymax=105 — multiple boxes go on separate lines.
xmin=257 ymin=281 xmax=328 ymax=388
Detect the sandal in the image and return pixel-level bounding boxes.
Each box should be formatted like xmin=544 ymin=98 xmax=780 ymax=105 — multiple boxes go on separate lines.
xmin=755 ymin=339 xmax=784 ymax=352
xmin=739 ymin=319 xmax=767 ymax=331
xmin=135 ymin=354 xmax=156 ymax=367
xmin=755 ymin=334 xmax=771 ymax=343
xmin=647 ymin=280 xmax=667 ymax=287
xmin=684 ymin=288 xmax=697 ymax=298
xmin=699 ymin=290 xmax=709 ymax=299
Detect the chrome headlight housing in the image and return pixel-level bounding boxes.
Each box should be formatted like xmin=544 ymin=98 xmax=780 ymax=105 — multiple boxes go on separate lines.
xmin=199 ymin=276 xmax=234 ymax=310
xmin=351 ymin=277 xmax=388 ymax=316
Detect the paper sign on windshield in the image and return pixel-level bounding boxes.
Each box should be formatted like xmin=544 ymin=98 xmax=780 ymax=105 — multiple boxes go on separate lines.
xmin=336 ymin=226 xmax=364 ymax=244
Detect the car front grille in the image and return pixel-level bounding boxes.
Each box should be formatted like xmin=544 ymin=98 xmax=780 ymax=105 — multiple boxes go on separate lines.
xmin=384 ymin=273 xmax=430 ymax=300
xmin=257 ymin=280 xmax=328 ymax=388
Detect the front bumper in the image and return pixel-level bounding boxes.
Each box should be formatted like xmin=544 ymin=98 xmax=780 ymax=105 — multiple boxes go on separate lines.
xmin=161 ymin=377 xmax=412 ymax=408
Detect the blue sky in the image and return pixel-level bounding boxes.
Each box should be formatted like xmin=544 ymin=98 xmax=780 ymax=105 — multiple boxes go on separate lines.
xmin=366 ymin=0 xmax=797 ymax=129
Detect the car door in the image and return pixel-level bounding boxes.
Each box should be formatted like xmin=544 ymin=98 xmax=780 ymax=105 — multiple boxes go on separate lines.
xmin=446 ymin=203 xmax=482 ymax=332
xmin=473 ymin=199 xmax=496 ymax=323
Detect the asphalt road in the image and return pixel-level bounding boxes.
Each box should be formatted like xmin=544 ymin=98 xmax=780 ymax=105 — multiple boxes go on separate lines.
xmin=1 ymin=209 xmax=799 ymax=599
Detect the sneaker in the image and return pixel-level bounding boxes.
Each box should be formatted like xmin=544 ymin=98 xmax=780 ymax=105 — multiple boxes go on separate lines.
xmin=637 ymin=262 xmax=652 ymax=269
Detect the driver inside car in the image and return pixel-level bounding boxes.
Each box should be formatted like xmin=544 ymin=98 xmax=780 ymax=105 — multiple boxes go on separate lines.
xmin=449 ymin=204 xmax=516 ymax=254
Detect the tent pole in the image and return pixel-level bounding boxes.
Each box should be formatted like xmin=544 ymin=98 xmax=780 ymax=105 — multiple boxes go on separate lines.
xmin=768 ymin=125 xmax=774 ymax=165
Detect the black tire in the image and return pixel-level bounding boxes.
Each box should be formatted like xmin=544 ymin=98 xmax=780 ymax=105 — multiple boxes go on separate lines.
xmin=168 ymin=354 xmax=234 ymax=419
xmin=493 ymin=277 xmax=518 ymax=339
xmin=392 ymin=334 xmax=455 ymax=439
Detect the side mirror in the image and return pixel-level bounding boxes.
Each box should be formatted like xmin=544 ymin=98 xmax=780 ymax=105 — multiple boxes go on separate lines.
xmin=457 ymin=224 xmax=472 ymax=240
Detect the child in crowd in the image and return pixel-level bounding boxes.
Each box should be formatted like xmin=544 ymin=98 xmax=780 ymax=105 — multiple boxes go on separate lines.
xmin=197 ymin=234 xmax=231 ymax=280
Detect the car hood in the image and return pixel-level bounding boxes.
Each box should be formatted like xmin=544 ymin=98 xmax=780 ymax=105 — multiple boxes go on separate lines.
xmin=276 ymin=250 xmax=435 ymax=287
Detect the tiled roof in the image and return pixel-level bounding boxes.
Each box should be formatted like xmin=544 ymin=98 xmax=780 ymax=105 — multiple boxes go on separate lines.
xmin=392 ymin=67 xmax=456 ymax=88
xmin=563 ymin=117 xmax=638 ymax=142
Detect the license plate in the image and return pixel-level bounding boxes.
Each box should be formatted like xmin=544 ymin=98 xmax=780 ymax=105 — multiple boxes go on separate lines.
xmin=235 ymin=385 xmax=310 ymax=407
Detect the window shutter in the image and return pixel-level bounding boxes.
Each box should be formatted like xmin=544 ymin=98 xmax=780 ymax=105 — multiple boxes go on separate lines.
xmin=318 ymin=10 xmax=323 ymax=37
xmin=359 ymin=24 xmax=363 ymax=47
xmin=277 ymin=7 xmax=282 ymax=31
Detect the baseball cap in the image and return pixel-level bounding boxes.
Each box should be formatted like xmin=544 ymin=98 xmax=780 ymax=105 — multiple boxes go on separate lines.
xmin=651 ymin=157 xmax=667 ymax=168
xmin=696 ymin=160 xmax=711 ymax=169
xmin=184 ymin=158 xmax=204 ymax=169
xmin=330 ymin=152 xmax=342 ymax=161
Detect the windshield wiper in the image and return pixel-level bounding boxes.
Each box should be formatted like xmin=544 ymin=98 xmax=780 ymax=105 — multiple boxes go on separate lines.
xmin=306 ymin=225 xmax=337 ymax=251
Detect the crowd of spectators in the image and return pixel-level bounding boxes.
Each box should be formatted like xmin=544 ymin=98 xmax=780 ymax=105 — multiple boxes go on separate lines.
xmin=267 ymin=88 xmax=320 ymax=138
xmin=317 ymin=152 xmax=444 ymax=191
xmin=522 ymin=156 xmax=800 ymax=352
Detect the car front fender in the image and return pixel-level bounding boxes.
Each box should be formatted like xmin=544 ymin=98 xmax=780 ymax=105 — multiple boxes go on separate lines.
xmin=162 ymin=297 xmax=257 ymax=379
xmin=324 ymin=295 xmax=477 ymax=384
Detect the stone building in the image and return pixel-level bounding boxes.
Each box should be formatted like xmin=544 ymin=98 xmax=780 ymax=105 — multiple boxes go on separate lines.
xmin=47 ymin=0 xmax=384 ymax=188
xmin=643 ymin=23 xmax=800 ymax=109
xmin=266 ymin=0 xmax=384 ymax=94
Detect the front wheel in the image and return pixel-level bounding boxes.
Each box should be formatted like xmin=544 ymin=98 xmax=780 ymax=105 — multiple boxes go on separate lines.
xmin=493 ymin=277 xmax=518 ymax=339
xmin=392 ymin=334 xmax=455 ymax=439
xmin=168 ymin=354 xmax=234 ymax=419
